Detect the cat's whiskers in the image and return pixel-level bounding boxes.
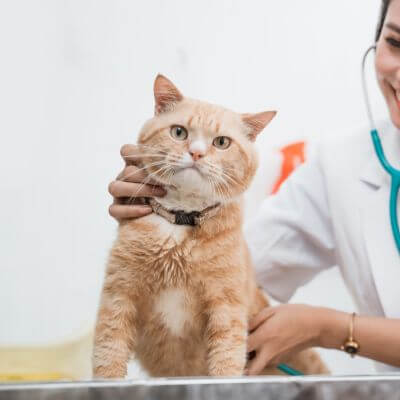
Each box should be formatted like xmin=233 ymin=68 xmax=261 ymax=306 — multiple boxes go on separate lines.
xmin=144 ymin=161 xmax=185 ymax=189
xmin=203 ymin=160 xmax=236 ymax=177
xmin=219 ymin=171 xmax=241 ymax=186
xmin=203 ymin=161 xmax=227 ymax=177
xmin=137 ymin=143 xmax=168 ymax=152
xmin=218 ymin=180 xmax=232 ymax=202
xmin=129 ymin=154 xmax=234 ymax=206
xmin=215 ymin=181 xmax=228 ymax=203
xmin=163 ymin=168 xmax=175 ymax=189
xmin=156 ymin=164 xmax=174 ymax=185
xmin=123 ymin=154 xmax=165 ymax=161
xmin=209 ymin=170 xmax=232 ymax=203
xmin=215 ymin=183 xmax=227 ymax=203
xmin=123 ymin=158 xmax=182 ymax=184
xmin=203 ymin=166 xmax=228 ymax=188
xmin=206 ymin=175 xmax=219 ymax=204
xmin=202 ymin=168 xmax=224 ymax=196
xmin=203 ymin=161 xmax=242 ymax=187
xmin=206 ymin=173 xmax=229 ymax=204
xmin=123 ymin=145 xmax=185 ymax=174
xmin=137 ymin=144 xmax=185 ymax=161
xmin=128 ymin=164 xmax=171 ymax=203
xmin=158 ymin=164 xmax=215 ymax=201
xmin=121 ymin=160 xmax=170 ymax=182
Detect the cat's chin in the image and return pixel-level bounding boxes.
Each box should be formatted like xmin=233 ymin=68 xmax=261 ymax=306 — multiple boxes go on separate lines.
xmin=151 ymin=167 xmax=236 ymax=212
xmin=155 ymin=171 xmax=221 ymax=213
xmin=172 ymin=167 xmax=206 ymax=190
xmin=175 ymin=166 xmax=204 ymax=177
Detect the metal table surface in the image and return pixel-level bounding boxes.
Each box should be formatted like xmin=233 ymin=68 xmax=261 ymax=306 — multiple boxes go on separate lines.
xmin=1 ymin=375 xmax=400 ymax=400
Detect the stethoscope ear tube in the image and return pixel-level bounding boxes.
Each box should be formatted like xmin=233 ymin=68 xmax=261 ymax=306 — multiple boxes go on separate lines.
xmin=361 ymin=45 xmax=377 ymax=132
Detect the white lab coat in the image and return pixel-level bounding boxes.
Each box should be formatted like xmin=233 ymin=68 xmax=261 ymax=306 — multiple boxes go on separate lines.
xmin=244 ymin=120 xmax=400 ymax=373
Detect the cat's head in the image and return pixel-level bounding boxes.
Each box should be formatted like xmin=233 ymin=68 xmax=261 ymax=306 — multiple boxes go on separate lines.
xmin=137 ymin=74 xmax=276 ymax=205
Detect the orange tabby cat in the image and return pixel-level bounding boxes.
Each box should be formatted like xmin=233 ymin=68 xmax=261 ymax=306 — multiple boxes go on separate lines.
xmin=93 ymin=75 xmax=328 ymax=378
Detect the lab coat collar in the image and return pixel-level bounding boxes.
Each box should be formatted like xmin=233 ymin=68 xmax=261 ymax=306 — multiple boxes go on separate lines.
xmin=360 ymin=121 xmax=400 ymax=317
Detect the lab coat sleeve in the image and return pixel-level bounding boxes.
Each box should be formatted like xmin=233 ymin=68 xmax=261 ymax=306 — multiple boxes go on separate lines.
xmin=244 ymin=151 xmax=336 ymax=303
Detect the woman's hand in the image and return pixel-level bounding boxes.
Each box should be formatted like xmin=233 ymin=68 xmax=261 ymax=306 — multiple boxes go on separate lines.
xmin=246 ymin=304 xmax=325 ymax=375
xmin=247 ymin=304 xmax=400 ymax=372
xmin=108 ymin=144 xmax=167 ymax=221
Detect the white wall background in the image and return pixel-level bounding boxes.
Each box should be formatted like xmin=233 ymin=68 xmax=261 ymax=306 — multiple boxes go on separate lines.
xmin=0 ymin=0 xmax=390 ymax=375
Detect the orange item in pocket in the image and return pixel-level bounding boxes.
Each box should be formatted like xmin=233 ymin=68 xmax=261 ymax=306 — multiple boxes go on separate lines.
xmin=271 ymin=141 xmax=306 ymax=195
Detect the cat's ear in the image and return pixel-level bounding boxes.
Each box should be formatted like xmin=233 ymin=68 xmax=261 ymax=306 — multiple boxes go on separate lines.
xmin=242 ymin=111 xmax=277 ymax=141
xmin=154 ymin=74 xmax=184 ymax=115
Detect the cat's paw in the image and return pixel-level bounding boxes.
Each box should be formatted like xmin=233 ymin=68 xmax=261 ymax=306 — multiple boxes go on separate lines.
xmin=208 ymin=364 xmax=244 ymax=377
xmin=92 ymin=364 xmax=127 ymax=379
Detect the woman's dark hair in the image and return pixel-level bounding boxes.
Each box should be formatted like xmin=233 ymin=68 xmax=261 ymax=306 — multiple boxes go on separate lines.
xmin=376 ymin=0 xmax=391 ymax=42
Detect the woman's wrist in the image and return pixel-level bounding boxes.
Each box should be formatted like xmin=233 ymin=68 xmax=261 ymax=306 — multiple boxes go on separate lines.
xmin=314 ymin=307 xmax=349 ymax=349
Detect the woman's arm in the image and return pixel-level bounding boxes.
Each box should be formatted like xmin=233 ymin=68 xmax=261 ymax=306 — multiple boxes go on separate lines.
xmin=319 ymin=308 xmax=400 ymax=368
xmin=246 ymin=304 xmax=400 ymax=375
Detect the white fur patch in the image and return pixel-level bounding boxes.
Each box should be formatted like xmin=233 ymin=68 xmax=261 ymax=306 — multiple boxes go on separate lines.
xmin=156 ymin=186 xmax=215 ymax=214
xmin=189 ymin=139 xmax=207 ymax=155
xmin=154 ymin=289 xmax=191 ymax=336
xmin=180 ymin=152 xmax=194 ymax=167
xmin=146 ymin=213 xmax=189 ymax=243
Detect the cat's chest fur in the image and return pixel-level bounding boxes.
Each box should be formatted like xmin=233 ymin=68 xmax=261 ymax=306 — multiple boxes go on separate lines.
xmin=122 ymin=211 xmax=208 ymax=288
xmin=144 ymin=212 xmax=191 ymax=245
xmin=152 ymin=288 xmax=193 ymax=337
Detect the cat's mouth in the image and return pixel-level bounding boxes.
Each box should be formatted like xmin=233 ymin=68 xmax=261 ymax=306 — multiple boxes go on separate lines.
xmin=175 ymin=165 xmax=204 ymax=176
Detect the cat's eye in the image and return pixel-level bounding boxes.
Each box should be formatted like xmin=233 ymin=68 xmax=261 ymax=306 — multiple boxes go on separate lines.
xmin=170 ymin=125 xmax=188 ymax=141
xmin=213 ymin=136 xmax=231 ymax=149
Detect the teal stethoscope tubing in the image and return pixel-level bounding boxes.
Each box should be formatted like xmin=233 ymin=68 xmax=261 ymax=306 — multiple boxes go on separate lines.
xmin=277 ymin=363 xmax=303 ymax=376
xmin=362 ymin=45 xmax=400 ymax=254
xmin=370 ymin=128 xmax=400 ymax=253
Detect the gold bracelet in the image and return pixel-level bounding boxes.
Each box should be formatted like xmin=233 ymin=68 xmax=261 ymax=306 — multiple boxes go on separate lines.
xmin=340 ymin=312 xmax=360 ymax=357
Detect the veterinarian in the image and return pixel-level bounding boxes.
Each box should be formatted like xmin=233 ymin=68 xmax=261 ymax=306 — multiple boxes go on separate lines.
xmin=108 ymin=0 xmax=400 ymax=374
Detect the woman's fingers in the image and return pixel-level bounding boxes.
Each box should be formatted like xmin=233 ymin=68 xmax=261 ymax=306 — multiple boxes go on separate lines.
xmin=247 ymin=310 xmax=276 ymax=353
xmin=117 ymin=165 xmax=160 ymax=186
xmin=111 ymin=144 xmax=167 ymax=221
xmin=249 ymin=307 xmax=275 ymax=332
xmin=246 ymin=347 xmax=271 ymax=376
xmin=247 ymin=308 xmax=277 ymax=354
xmin=117 ymin=165 xmax=145 ymax=182
xmin=109 ymin=204 xmax=152 ymax=220
xmin=247 ymin=327 xmax=265 ymax=353
xmin=120 ymin=144 xmax=141 ymax=166
xmin=108 ymin=180 xmax=166 ymax=198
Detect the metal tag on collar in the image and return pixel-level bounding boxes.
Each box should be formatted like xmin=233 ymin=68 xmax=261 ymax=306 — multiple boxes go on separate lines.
xmin=174 ymin=210 xmax=201 ymax=226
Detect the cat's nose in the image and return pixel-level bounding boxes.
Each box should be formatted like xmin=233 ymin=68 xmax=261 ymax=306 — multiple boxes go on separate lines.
xmin=189 ymin=151 xmax=204 ymax=162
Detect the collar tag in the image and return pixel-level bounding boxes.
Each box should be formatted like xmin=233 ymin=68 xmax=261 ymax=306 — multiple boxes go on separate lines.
xmin=174 ymin=210 xmax=201 ymax=226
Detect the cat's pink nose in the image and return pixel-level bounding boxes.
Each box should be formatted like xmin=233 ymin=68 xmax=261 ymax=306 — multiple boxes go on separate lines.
xmin=189 ymin=151 xmax=204 ymax=161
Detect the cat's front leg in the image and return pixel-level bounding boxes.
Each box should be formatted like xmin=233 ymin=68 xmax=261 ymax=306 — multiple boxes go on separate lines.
xmin=204 ymin=292 xmax=248 ymax=376
xmin=92 ymin=286 xmax=137 ymax=379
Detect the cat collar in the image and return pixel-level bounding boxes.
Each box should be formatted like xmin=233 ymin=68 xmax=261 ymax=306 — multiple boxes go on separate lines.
xmin=149 ymin=198 xmax=221 ymax=226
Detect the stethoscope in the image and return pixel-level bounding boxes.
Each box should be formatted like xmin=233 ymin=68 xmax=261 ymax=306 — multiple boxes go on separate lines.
xmin=256 ymin=46 xmax=400 ymax=379
xmin=362 ymin=45 xmax=400 ymax=254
